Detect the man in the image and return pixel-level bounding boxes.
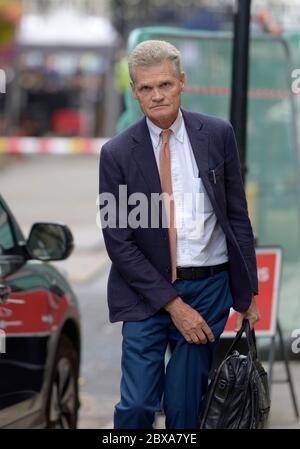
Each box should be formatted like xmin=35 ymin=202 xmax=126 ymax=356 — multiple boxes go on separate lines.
xmin=99 ymin=40 xmax=260 ymax=429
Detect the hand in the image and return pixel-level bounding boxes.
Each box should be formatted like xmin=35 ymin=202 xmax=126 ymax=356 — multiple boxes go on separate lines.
xmin=164 ymin=296 xmax=215 ymax=345
xmin=234 ymin=295 xmax=260 ymax=332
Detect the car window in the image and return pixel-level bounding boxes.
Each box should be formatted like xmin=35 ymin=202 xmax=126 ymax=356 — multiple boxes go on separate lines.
xmin=0 ymin=203 xmax=15 ymax=254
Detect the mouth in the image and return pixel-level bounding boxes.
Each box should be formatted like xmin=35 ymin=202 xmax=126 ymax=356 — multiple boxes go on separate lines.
xmin=151 ymin=105 xmax=168 ymax=109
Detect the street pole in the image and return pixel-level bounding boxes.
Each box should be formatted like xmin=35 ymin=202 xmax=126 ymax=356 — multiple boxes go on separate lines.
xmin=230 ymin=0 xmax=251 ymax=183
xmin=213 ymin=0 xmax=252 ymax=372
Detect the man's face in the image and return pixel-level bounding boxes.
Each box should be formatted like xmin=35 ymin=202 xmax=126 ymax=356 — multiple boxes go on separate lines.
xmin=131 ymin=60 xmax=185 ymax=129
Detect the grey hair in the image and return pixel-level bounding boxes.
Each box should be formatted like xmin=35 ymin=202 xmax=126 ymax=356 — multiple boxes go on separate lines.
xmin=128 ymin=40 xmax=182 ymax=82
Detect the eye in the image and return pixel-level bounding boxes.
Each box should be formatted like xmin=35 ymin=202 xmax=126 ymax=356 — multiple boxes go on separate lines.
xmin=140 ymin=86 xmax=151 ymax=92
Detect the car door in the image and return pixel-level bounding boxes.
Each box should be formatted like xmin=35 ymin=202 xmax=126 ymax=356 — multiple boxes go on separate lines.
xmin=0 ymin=199 xmax=52 ymax=427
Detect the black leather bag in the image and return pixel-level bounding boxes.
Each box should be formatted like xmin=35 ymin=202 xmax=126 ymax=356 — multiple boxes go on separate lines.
xmin=200 ymin=319 xmax=271 ymax=429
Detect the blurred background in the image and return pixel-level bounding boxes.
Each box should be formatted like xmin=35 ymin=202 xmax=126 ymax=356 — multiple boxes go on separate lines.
xmin=1 ymin=0 xmax=300 ymax=429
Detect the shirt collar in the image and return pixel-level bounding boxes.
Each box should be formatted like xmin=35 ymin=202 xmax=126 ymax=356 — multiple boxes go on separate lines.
xmin=146 ymin=109 xmax=184 ymax=149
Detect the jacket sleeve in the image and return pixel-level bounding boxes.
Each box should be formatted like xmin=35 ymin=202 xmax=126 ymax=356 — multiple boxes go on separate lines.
xmin=224 ymin=124 xmax=259 ymax=295
xmin=99 ymin=144 xmax=179 ymax=311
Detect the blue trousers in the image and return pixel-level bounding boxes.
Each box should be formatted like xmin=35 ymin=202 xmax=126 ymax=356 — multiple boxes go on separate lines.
xmin=114 ymin=270 xmax=233 ymax=429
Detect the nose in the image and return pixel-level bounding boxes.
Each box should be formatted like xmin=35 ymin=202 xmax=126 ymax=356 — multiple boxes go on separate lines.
xmin=151 ymin=87 xmax=164 ymax=102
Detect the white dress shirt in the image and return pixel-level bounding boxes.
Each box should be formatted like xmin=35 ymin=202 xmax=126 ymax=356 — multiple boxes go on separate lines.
xmin=146 ymin=109 xmax=228 ymax=267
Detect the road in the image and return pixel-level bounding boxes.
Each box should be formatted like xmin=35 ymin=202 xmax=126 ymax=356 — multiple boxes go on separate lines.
xmin=1 ymin=154 xmax=300 ymax=429
xmin=75 ymin=268 xmax=122 ymax=429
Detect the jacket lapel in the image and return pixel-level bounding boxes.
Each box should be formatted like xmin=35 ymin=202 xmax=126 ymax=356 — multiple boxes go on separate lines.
xmin=182 ymin=109 xmax=215 ymax=202
xmin=130 ymin=118 xmax=169 ymax=241
xmin=131 ymin=117 xmax=162 ymax=194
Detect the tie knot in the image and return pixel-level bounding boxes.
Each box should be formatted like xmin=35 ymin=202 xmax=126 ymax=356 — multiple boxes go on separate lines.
xmin=160 ymin=129 xmax=172 ymax=144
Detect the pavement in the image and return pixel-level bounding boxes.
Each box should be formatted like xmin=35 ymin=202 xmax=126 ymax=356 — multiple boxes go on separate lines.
xmin=49 ymin=228 xmax=110 ymax=284
xmin=266 ymin=361 xmax=300 ymax=428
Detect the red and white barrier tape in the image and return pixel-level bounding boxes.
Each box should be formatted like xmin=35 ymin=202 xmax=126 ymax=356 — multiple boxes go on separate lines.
xmin=0 ymin=137 xmax=109 ymax=155
xmin=0 ymin=84 xmax=292 ymax=155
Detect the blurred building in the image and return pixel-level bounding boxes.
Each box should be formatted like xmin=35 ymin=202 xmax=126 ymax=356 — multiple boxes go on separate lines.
xmin=2 ymin=0 xmax=300 ymax=138
xmin=20 ymin=0 xmax=110 ymax=17
xmin=252 ymin=0 xmax=300 ymax=31
xmin=1 ymin=0 xmax=121 ymax=138
xmin=110 ymin=0 xmax=234 ymax=38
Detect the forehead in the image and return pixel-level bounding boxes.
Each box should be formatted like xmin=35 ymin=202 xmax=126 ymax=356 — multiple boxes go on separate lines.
xmin=133 ymin=60 xmax=177 ymax=85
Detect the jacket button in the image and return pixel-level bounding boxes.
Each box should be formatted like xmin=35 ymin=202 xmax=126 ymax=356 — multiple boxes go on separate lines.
xmin=166 ymin=267 xmax=171 ymax=273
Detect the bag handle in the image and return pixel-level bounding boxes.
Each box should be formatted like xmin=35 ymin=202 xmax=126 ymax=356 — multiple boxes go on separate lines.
xmin=224 ymin=319 xmax=257 ymax=360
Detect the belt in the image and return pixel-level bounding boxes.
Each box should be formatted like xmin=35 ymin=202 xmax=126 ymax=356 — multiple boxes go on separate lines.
xmin=176 ymin=262 xmax=229 ymax=280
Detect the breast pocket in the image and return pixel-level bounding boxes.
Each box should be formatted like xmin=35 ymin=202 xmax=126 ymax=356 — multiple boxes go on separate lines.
xmin=208 ymin=161 xmax=225 ymax=184
xmin=192 ymin=177 xmax=213 ymax=214
xmin=208 ymin=161 xmax=226 ymax=210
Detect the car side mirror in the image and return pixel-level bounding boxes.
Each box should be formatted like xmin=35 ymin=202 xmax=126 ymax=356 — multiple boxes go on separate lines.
xmin=26 ymin=222 xmax=74 ymax=261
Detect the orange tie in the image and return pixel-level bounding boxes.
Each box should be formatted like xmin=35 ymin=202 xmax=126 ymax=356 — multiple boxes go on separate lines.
xmin=159 ymin=129 xmax=177 ymax=283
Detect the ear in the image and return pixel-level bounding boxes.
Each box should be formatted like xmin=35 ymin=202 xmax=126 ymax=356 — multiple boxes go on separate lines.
xmin=130 ymin=81 xmax=138 ymax=99
xmin=179 ymin=72 xmax=185 ymax=91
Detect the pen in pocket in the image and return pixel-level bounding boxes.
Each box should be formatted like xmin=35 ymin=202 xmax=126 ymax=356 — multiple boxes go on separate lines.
xmin=212 ymin=169 xmax=217 ymax=184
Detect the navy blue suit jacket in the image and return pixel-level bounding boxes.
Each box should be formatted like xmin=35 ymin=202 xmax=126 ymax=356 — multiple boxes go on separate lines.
xmin=99 ymin=109 xmax=258 ymax=323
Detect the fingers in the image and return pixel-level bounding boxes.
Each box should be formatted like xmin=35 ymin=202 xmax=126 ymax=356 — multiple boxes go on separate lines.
xmin=186 ymin=333 xmax=205 ymax=345
xmin=235 ymin=310 xmax=261 ymax=332
xmin=187 ymin=333 xmax=201 ymax=344
xmin=200 ymin=321 xmax=215 ymax=343
xmin=186 ymin=321 xmax=215 ymax=345
xmin=234 ymin=313 xmax=243 ymax=332
xmin=171 ymin=306 xmax=215 ymax=345
xmin=248 ymin=313 xmax=260 ymax=329
xmin=192 ymin=329 xmax=207 ymax=345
